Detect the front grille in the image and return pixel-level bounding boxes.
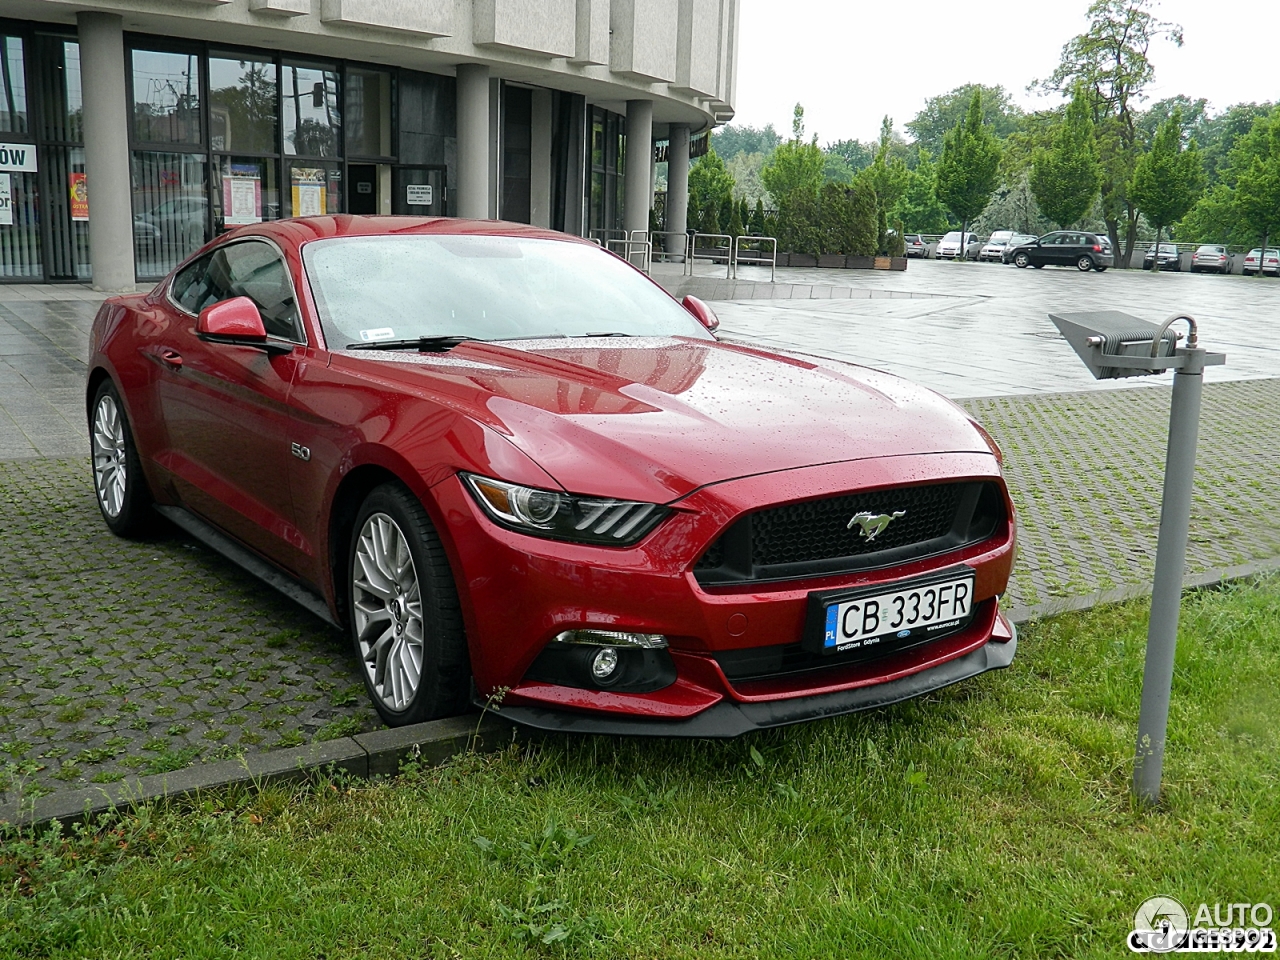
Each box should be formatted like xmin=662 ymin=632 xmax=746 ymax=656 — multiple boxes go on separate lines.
xmin=694 ymin=481 xmax=1005 ymax=586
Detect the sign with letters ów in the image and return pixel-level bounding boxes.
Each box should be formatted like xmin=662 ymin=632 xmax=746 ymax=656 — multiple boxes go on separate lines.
xmin=0 ymin=143 xmax=38 ymax=173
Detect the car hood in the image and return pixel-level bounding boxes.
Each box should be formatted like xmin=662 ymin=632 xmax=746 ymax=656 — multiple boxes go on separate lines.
xmin=340 ymin=337 xmax=993 ymax=503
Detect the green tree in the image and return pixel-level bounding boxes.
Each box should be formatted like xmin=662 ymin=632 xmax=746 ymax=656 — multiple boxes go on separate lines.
xmin=725 ymin=151 xmax=770 ymax=205
xmin=763 ymin=104 xmax=826 ymax=252
xmin=1042 ymin=0 xmax=1184 ymax=266
xmin=817 ymin=182 xmax=878 ymax=256
xmin=936 ymin=91 xmax=1002 ymax=255
xmin=727 ymin=199 xmax=745 ymax=239
xmin=824 ymin=138 xmax=875 ymax=173
xmin=1128 ymin=107 xmax=1205 ymax=270
xmin=823 ymin=153 xmax=856 ymax=185
xmin=688 ymin=146 xmax=735 ymax=231
xmin=1232 ymin=108 xmax=1280 ymax=264
xmin=1179 ymin=108 xmax=1278 ymax=245
xmin=907 ymin=84 xmax=1025 ymax=157
xmin=761 ymin=104 xmax=825 ymax=206
xmin=891 ymin=153 xmax=951 ymax=234
xmin=1030 ymin=86 xmax=1102 ymax=228
xmin=711 ymin=123 xmax=782 ymax=162
xmin=699 ymin=198 xmax=721 ymax=235
xmin=750 ymin=198 xmax=766 ymax=235
xmin=856 ymin=118 xmax=910 ymax=255
xmin=1196 ymin=101 xmax=1276 ymax=186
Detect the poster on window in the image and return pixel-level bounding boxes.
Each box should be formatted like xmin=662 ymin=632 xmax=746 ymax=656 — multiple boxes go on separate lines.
xmin=291 ymin=167 xmax=326 ymax=217
xmin=0 ymin=174 xmax=11 ymax=226
xmin=68 ymin=173 xmax=89 ymax=221
xmin=224 ymin=164 xmax=262 ymax=225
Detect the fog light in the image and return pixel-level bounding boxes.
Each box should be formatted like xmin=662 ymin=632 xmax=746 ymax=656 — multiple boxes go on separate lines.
xmin=591 ymin=647 xmax=620 ymax=682
xmin=553 ymin=628 xmax=666 ymax=649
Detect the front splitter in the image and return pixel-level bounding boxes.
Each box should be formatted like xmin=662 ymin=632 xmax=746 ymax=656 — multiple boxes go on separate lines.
xmin=482 ymin=627 xmax=1016 ymax=739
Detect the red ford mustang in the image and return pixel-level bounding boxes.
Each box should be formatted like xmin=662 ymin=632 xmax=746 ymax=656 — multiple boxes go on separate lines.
xmin=87 ymin=216 xmax=1017 ymax=736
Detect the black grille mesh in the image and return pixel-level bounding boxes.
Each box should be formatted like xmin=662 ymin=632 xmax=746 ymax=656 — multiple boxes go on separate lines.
xmin=697 ymin=483 xmax=966 ymax=570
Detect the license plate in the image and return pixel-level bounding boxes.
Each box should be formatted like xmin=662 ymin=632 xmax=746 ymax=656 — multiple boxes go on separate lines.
xmin=805 ymin=568 xmax=976 ymax=657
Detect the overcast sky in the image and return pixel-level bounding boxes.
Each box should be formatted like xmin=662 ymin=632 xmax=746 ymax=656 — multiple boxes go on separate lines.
xmin=731 ymin=0 xmax=1280 ymax=144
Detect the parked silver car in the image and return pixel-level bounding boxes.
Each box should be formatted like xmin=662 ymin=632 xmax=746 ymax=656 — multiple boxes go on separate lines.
xmin=979 ymin=231 xmax=1015 ymax=262
xmin=935 ymin=231 xmax=979 ymax=259
xmin=1190 ymin=244 xmax=1230 ymax=274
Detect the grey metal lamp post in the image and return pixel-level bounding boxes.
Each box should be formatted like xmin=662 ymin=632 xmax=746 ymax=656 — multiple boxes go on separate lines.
xmin=1049 ymin=310 xmax=1226 ymax=805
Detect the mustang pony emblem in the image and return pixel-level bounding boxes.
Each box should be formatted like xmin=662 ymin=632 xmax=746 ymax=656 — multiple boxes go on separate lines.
xmin=848 ymin=510 xmax=906 ymax=541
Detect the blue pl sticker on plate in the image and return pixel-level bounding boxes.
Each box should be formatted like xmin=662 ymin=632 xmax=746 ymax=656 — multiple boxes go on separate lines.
xmin=824 ymin=605 xmax=839 ymax=648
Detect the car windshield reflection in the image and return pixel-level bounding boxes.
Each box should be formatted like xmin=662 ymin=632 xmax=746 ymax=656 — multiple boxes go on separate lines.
xmin=303 ymin=235 xmax=711 ymax=349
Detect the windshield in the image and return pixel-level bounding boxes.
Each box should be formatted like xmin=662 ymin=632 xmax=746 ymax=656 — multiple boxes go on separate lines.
xmin=987 ymin=232 xmax=1013 ymax=244
xmin=941 ymin=232 xmax=964 ymax=242
xmin=303 ymin=235 xmax=712 ymax=348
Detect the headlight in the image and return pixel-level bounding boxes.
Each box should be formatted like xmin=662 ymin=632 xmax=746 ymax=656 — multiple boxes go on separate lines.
xmin=462 ymin=474 xmax=670 ymax=546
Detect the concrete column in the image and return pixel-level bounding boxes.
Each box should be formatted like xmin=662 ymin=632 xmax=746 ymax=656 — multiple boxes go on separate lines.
xmin=666 ymin=124 xmax=690 ymax=239
xmin=455 ymin=63 xmax=491 ymax=219
xmin=77 ymin=13 xmax=136 ymax=291
xmin=623 ymin=99 xmax=653 ymax=236
xmin=529 ymin=89 xmax=553 ymax=228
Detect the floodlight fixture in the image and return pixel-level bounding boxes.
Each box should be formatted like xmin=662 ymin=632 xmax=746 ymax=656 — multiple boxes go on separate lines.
xmin=1049 ymin=310 xmax=1225 ymax=806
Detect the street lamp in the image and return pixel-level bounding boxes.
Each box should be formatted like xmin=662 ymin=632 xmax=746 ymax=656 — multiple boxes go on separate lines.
xmin=1049 ymin=310 xmax=1226 ymax=805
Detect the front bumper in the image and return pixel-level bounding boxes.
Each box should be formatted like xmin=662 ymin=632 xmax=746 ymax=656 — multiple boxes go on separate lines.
xmin=437 ymin=452 xmax=1016 ymax=731
xmin=486 ymin=618 xmax=1017 ymax=737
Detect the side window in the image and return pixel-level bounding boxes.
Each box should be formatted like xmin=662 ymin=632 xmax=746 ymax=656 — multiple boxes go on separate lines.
xmin=220 ymin=242 xmax=301 ymax=341
xmin=170 ymin=241 xmax=301 ymax=342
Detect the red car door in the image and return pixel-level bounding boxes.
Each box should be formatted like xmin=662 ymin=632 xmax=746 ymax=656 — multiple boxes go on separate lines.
xmin=154 ymin=239 xmax=314 ymax=575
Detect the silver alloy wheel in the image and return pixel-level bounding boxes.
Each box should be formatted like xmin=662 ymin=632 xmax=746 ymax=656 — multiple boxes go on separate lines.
xmin=352 ymin=512 xmax=425 ymax=712
xmin=92 ymin=394 xmax=128 ymax=518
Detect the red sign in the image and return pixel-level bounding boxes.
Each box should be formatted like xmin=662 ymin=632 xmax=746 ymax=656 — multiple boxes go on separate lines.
xmin=68 ymin=172 xmax=88 ymax=221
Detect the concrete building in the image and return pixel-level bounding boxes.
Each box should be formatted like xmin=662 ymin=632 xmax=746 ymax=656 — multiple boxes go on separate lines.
xmin=0 ymin=1 xmax=738 ymax=289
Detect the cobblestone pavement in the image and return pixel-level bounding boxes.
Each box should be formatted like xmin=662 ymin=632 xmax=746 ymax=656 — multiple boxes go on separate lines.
xmin=0 ymin=458 xmax=377 ymax=802
xmin=0 ymin=274 xmax=1276 ymax=801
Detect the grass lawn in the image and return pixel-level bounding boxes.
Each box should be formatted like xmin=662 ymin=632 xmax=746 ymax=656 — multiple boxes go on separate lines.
xmin=3 ymin=576 xmax=1278 ymax=958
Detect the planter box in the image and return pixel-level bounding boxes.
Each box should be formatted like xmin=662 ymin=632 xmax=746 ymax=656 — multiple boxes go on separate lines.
xmin=890 ymin=256 xmax=908 ymax=271
xmin=842 ymin=256 xmax=872 ymax=270
xmin=873 ymin=256 xmax=892 ymax=270
xmin=789 ymin=253 xmax=819 ymax=267
xmin=817 ymin=254 xmax=846 ymax=269
xmin=775 ymin=252 xmax=790 ymax=267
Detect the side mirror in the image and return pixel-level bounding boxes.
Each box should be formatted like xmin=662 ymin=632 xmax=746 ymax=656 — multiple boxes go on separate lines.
xmin=198 ymin=296 xmax=266 ymax=341
xmin=682 ymin=294 xmax=719 ymax=333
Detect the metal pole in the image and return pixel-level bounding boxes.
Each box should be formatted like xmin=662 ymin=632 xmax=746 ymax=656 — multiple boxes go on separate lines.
xmin=1132 ymin=343 xmax=1207 ymax=804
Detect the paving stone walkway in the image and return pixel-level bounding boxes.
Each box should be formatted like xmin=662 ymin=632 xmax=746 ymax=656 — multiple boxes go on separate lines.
xmin=1 ymin=275 xmax=1276 ymax=803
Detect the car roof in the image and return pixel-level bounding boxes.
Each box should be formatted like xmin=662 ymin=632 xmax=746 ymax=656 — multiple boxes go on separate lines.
xmin=215 ymin=215 xmax=588 ymax=250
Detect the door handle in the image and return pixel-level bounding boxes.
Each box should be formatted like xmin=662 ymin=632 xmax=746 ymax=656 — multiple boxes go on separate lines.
xmin=160 ymin=349 xmax=183 ymax=368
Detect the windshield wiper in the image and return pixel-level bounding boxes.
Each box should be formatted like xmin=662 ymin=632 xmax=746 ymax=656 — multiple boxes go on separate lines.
xmin=345 ymin=335 xmax=479 ymax=352
xmin=583 ymin=332 xmax=633 ymax=337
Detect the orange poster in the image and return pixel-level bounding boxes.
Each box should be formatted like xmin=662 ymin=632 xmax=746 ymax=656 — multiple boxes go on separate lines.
xmin=69 ymin=172 xmax=89 ymax=221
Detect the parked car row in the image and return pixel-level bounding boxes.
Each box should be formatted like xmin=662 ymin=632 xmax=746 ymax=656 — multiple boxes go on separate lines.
xmin=910 ymin=233 xmax=1271 ymax=276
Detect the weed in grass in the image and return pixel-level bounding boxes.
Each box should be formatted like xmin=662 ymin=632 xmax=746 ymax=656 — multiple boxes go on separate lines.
xmin=314 ymin=717 xmax=362 ymax=742
xmin=142 ymin=747 xmax=200 ymax=775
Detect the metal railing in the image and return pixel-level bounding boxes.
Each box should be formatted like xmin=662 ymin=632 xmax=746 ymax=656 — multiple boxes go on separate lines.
xmin=686 ymin=233 xmax=733 ymax=278
xmin=649 ymin=230 xmax=691 ymax=264
xmin=732 ymin=235 xmax=777 ymax=282
xmin=605 ymin=230 xmax=652 ymax=273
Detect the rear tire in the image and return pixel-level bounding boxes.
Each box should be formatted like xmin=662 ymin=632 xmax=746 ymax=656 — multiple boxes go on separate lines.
xmin=1076 ymin=255 xmax=1094 ymax=272
xmin=1095 ymin=267 xmax=1108 ymax=272
xmin=89 ymin=379 xmax=154 ymax=538
xmin=348 ymin=483 xmax=470 ymax=726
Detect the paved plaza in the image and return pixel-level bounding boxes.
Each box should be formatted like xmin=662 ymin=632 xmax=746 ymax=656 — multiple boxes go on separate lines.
xmin=1 ymin=263 xmax=1277 ymax=801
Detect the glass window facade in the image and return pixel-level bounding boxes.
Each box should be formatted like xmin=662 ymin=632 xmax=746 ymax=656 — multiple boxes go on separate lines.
xmin=587 ymin=106 xmax=625 ymax=241
xmin=0 ymin=18 xmax=596 ymax=284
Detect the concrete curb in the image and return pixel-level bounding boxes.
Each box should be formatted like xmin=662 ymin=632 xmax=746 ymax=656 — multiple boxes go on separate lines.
xmin=3 ymin=560 xmax=1277 ymax=831
xmin=0 ymin=712 xmax=515 ymax=830
xmin=1004 ymin=556 xmax=1280 ymax=624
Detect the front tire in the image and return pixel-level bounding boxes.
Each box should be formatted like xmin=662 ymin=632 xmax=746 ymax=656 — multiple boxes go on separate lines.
xmin=89 ymin=379 xmax=153 ymax=537
xmin=1014 ymin=252 xmax=1030 ymax=268
xmin=1076 ymin=255 xmax=1094 ymax=272
xmin=349 ymin=483 xmax=469 ymax=725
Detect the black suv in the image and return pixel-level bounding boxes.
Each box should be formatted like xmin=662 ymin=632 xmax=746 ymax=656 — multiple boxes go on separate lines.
xmin=1008 ymin=231 xmax=1113 ymax=272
